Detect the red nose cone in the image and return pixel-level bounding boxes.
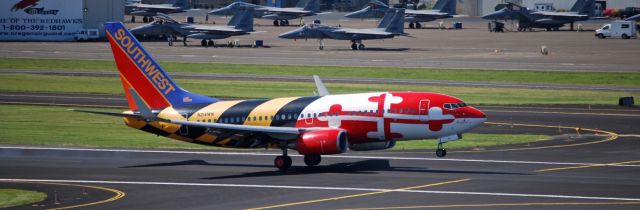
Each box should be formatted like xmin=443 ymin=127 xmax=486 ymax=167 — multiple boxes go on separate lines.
xmin=467 ymin=106 xmax=487 ymax=119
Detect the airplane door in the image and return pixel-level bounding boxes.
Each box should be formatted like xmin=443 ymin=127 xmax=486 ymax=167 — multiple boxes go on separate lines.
xmin=305 ymin=114 xmax=314 ymax=124
xmin=180 ymin=113 xmax=189 ymax=135
xmin=418 ymin=99 xmax=430 ymax=121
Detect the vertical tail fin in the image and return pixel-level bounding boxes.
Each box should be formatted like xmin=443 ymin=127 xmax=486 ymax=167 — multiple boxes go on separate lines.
xmin=103 ymin=22 xmax=217 ymax=111
xmin=383 ymin=8 xmax=405 ymax=34
xmin=433 ymin=0 xmax=457 ymax=15
xmin=171 ymin=0 xmax=189 ymax=10
xmin=300 ymin=0 xmax=320 ymax=12
xmin=571 ymin=0 xmax=595 ymax=16
xmin=377 ymin=7 xmax=397 ymax=28
xmin=227 ymin=7 xmax=254 ymax=31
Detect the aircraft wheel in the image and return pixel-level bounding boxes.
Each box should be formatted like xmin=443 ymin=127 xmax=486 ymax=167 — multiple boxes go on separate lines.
xmin=131 ymin=16 xmax=136 ymax=23
xmin=273 ymin=20 xmax=279 ymax=26
xmin=201 ymin=39 xmax=207 ymax=46
xmin=148 ymin=17 xmax=154 ymax=22
xmin=436 ymin=148 xmax=447 ymax=157
xmin=280 ymin=20 xmax=287 ymax=26
xmin=546 ymin=27 xmax=551 ymax=31
xmin=357 ymin=43 xmax=365 ymax=50
xmin=319 ymin=45 xmax=324 ymax=50
xmin=207 ymin=40 xmax=214 ymax=47
xmin=274 ymin=155 xmax=292 ymax=171
xmin=168 ymin=41 xmax=173 ymax=46
xmin=553 ymin=27 xmax=559 ymax=31
xmin=622 ymin=34 xmax=630 ymax=39
xmin=284 ymin=20 xmax=290 ymax=26
xmin=409 ymin=22 xmax=415 ymax=29
xmin=304 ymin=155 xmax=321 ymax=167
xmin=351 ymin=43 xmax=357 ymax=50
xmin=142 ymin=16 xmax=149 ymax=23
xmin=597 ymin=34 xmax=605 ymax=39
xmin=415 ymin=22 xmax=422 ymax=29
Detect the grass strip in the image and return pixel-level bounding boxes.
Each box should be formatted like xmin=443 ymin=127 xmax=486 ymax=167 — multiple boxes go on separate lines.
xmin=0 ymin=189 xmax=47 ymax=208
xmin=0 ymin=58 xmax=638 ymax=87
xmin=0 ymin=73 xmax=636 ymax=105
xmin=0 ymin=105 xmax=547 ymax=150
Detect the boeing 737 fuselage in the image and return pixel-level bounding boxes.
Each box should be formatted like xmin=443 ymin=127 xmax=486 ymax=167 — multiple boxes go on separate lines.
xmin=88 ymin=22 xmax=487 ymax=171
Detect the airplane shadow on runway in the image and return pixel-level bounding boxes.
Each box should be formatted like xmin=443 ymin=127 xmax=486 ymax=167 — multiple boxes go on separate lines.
xmin=121 ymin=159 xmax=275 ymax=169
xmin=189 ymin=159 xmax=531 ymax=180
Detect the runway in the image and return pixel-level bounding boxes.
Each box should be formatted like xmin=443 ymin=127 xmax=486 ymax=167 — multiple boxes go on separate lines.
xmin=1 ymin=17 xmax=638 ymax=72
xmin=1 ymin=92 xmax=639 ymax=209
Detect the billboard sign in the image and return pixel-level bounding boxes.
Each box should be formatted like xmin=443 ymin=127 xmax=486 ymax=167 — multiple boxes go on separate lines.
xmin=1 ymin=0 xmax=83 ymax=41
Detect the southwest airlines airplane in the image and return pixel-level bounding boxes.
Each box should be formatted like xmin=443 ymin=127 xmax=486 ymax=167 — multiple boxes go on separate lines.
xmin=85 ymin=22 xmax=486 ymax=171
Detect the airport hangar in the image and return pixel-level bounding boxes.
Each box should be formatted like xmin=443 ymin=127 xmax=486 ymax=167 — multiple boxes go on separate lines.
xmin=0 ymin=0 xmax=123 ymax=41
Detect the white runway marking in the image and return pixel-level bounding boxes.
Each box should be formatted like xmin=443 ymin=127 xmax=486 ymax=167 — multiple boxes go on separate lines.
xmin=2 ymin=146 xmax=640 ymax=168
xmin=2 ymin=178 xmax=640 ymax=202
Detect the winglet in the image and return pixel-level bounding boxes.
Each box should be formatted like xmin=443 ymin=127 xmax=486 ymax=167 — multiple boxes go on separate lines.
xmin=313 ymin=75 xmax=330 ymax=96
xmin=129 ymin=88 xmax=156 ymax=121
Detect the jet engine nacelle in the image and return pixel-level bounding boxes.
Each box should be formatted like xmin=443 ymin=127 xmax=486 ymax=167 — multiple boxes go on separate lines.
xmin=295 ymin=129 xmax=348 ymax=155
xmin=348 ymin=140 xmax=396 ymax=151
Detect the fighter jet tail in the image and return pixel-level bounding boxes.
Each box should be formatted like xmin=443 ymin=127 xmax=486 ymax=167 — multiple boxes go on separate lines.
xmin=227 ymin=7 xmax=255 ymax=32
xmin=383 ymin=8 xmax=405 ymax=34
xmin=571 ymin=0 xmax=595 ymax=16
xmin=433 ymin=0 xmax=457 ymax=15
xmin=299 ymin=0 xmax=320 ymax=12
xmin=171 ymin=0 xmax=190 ymax=10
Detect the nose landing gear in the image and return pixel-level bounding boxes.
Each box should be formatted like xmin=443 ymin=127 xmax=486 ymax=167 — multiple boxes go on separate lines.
xmin=436 ymin=143 xmax=447 ymax=157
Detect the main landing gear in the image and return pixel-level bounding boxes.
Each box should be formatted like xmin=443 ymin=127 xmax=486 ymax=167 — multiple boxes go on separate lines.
xmin=274 ymin=149 xmax=323 ymax=171
xmin=200 ymin=39 xmax=215 ymax=47
xmin=350 ymin=40 xmax=365 ymax=50
xmin=273 ymin=19 xmax=290 ymax=26
xmin=436 ymin=143 xmax=447 ymax=157
xmin=408 ymin=22 xmax=422 ymax=29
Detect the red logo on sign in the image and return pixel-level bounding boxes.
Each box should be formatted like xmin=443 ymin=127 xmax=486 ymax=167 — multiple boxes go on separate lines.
xmin=11 ymin=0 xmax=40 ymax=12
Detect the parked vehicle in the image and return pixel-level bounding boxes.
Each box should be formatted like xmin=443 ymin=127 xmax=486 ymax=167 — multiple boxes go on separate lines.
xmin=595 ymin=20 xmax=636 ymax=39
xmin=75 ymin=29 xmax=100 ymax=41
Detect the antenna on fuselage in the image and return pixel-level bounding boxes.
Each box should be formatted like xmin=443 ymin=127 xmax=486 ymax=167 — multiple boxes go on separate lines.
xmin=313 ymin=75 xmax=330 ymax=96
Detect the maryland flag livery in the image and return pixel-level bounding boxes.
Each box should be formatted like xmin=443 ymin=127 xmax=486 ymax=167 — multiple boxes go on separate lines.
xmin=89 ymin=22 xmax=487 ymax=171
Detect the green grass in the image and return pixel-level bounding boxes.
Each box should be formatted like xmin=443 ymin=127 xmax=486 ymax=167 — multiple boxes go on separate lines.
xmin=0 ymin=73 xmax=636 ymax=105
xmin=0 ymin=105 xmax=546 ymax=150
xmin=0 ymin=58 xmax=638 ymax=87
xmin=394 ymin=134 xmax=548 ymax=150
xmin=0 ymin=189 xmax=47 ymax=208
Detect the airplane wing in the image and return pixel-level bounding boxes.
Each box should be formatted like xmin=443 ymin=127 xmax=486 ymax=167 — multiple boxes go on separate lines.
xmin=133 ymin=4 xmax=179 ymax=10
xmin=333 ymin=28 xmax=391 ymax=35
xmin=163 ymin=119 xmax=304 ymax=135
xmin=183 ymin=25 xmax=244 ymax=33
xmin=266 ymin=7 xmax=307 ymax=13
xmin=532 ymin=11 xmax=587 ymax=18
xmin=406 ymin=10 xmax=447 ymax=16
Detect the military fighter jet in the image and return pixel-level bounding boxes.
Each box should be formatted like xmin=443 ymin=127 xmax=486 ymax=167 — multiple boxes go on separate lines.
xmin=345 ymin=0 xmax=457 ymax=29
xmin=482 ymin=0 xmax=595 ymax=31
xmin=208 ymin=0 xmax=324 ymax=26
xmin=279 ymin=8 xmax=408 ymax=50
xmin=125 ymin=0 xmax=191 ymax=23
xmin=130 ymin=8 xmax=254 ymax=47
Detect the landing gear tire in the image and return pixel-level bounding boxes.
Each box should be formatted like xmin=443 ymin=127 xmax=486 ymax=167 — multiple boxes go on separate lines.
xmin=304 ymin=155 xmax=321 ymax=167
xmin=351 ymin=43 xmax=358 ymax=50
xmin=436 ymin=148 xmax=447 ymax=157
xmin=280 ymin=20 xmax=287 ymax=26
xmin=273 ymin=20 xmax=279 ymax=26
xmin=436 ymin=143 xmax=446 ymax=157
xmin=409 ymin=22 xmax=415 ymax=29
xmin=201 ymin=39 xmax=207 ymax=46
xmin=274 ymin=155 xmax=292 ymax=171
xmin=357 ymin=43 xmax=365 ymax=50
xmin=207 ymin=40 xmax=214 ymax=47
xmin=597 ymin=34 xmax=605 ymax=39
xmin=284 ymin=20 xmax=289 ymax=26
xmin=131 ymin=16 xmax=136 ymax=23
xmin=415 ymin=22 xmax=422 ymax=29
xmin=148 ymin=17 xmax=154 ymax=22
xmin=142 ymin=16 xmax=149 ymax=23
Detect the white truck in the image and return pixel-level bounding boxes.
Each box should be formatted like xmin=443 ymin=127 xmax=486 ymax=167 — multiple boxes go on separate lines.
xmin=595 ymin=20 xmax=637 ymax=39
xmin=75 ymin=29 xmax=100 ymax=41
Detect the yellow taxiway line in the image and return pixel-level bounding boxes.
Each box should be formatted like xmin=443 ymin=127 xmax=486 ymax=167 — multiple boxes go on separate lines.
xmin=0 ymin=181 xmax=125 ymax=210
xmin=339 ymin=201 xmax=640 ymax=210
xmin=245 ymin=179 xmax=470 ymax=210
xmin=536 ymin=160 xmax=640 ymax=172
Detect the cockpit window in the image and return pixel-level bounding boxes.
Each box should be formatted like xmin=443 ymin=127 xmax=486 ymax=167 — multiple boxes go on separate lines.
xmin=444 ymin=103 xmax=466 ymax=110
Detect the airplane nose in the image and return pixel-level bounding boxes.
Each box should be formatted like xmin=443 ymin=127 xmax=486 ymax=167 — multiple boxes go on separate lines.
xmin=466 ymin=106 xmax=487 ymax=122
